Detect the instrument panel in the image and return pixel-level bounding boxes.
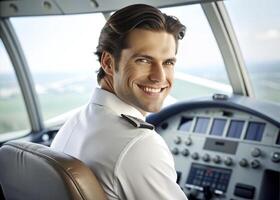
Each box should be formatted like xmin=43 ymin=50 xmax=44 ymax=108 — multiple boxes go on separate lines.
xmin=147 ymin=96 xmax=280 ymax=200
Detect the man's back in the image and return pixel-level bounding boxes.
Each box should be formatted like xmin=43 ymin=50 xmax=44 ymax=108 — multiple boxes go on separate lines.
xmin=51 ymin=88 xmax=187 ymax=200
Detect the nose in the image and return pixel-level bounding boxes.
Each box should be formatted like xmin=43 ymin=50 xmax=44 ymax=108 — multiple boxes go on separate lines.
xmin=148 ymin=63 xmax=166 ymax=83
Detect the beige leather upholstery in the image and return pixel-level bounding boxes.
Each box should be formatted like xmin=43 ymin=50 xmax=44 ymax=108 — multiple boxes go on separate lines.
xmin=0 ymin=141 xmax=107 ymax=200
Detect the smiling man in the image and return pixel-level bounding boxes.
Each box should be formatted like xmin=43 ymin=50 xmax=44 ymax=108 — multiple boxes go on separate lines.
xmin=51 ymin=4 xmax=187 ymax=200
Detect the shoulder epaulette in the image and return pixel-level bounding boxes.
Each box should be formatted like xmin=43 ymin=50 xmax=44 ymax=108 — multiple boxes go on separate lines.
xmin=121 ymin=114 xmax=154 ymax=130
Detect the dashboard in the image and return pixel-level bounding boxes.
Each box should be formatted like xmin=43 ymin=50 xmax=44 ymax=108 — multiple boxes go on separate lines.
xmin=147 ymin=94 xmax=280 ymax=200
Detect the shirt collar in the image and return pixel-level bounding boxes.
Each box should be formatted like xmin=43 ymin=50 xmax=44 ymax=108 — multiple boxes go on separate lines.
xmin=90 ymin=88 xmax=145 ymax=121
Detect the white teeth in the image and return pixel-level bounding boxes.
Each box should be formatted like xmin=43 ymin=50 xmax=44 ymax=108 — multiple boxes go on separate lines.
xmin=142 ymin=87 xmax=161 ymax=93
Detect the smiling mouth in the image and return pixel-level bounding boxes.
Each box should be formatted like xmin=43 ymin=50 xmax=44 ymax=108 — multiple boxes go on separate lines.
xmin=137 ymin=85 xmax=168 ymax=94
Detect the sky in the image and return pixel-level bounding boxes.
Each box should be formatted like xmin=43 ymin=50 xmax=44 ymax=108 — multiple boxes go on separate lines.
xmin=225 ymin=0 xmax=280 ymax=63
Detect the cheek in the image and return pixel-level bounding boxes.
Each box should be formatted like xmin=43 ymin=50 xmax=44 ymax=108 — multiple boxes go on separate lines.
xmin=118 ymin=66 xmax=138 ymax=88
xmin=125 ymin=66 xmax=145 ymax=83
xmin=166 ymin=68 xmax=174 ymax=84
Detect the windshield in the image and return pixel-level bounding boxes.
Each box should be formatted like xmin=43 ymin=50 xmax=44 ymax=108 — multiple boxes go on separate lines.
xmin=225 ymin=0 xmax=280 ymax=104
xmin=161 ymin=5 xmax=232 ymax=102
xmin=8 ymin=4 xmax=233 ymax=130
xmin=11 ymin=14 xmax=105 ymax=126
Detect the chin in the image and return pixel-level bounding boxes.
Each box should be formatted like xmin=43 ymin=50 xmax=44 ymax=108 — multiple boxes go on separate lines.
xmin=145 ymin=105 xmax=162 ymax=113
xmin=138 ymin=99 xmax=164 ymax=113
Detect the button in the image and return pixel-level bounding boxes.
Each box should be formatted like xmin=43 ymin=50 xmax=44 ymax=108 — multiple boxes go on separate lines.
xmin=224 ymin=157 xmax=233 ymax=166
xmin=174 ymin=136 xmax=182 ymax=144
xmin=191 ymin=152 xmax=199 ymax=160
xmin=251 ymin=148 xmax=261 ymax=157
xmin=234 ymin=183 xmax=255 ymax=199
xmin=160 ymin=122 xmax=168 ymax=130
xmin=181 ymin=148 xmax=190 ymax=157
xmin=239 ymin=158 xmax=249 ymax=167
xmin=171 ymin=147 xmax=179 ymax=155
xmin=250 ymin=159 xmax=261 ymax=169
xmin=212 ymin=155 xmax=221 ymax=164
xmin=202 ymin=154 xmax=210 ymax=162
xmin=271 ymin=152 xmax=280 ymax=163
xmin=185 ymin=138 xmax=192 ymax=146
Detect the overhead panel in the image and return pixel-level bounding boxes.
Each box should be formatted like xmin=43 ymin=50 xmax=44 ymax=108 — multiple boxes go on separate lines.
xmin=0 ymin=0 xmax=62 ymax=17
xmin=0 ymin=0 xmax=222 ymax=17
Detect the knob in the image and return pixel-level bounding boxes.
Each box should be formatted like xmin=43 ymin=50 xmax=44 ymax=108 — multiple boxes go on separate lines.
xmin=181 ymin=148 xmax=190 ymax=157
xmin=174 ymin=136 xmax=182 ymax=144
xmin=42 ymin=134 xmax=49 ymax=141
xmin=251 ymin=159 xmax=261 ymax=169
xmin=160 ymin=122 xmax=168 ymax=130
xmin=202 ymin=154 xmax=210 ymax=162
xmin=191 ymin=152 xmax=199 ymax=160
xmin=271 ymin=152 xmax=280 ymax=163
xmin=239 ymin=158 xmax=249 ymax=167
xmin=189 ymin=188 xmax=199 ymax=198
xmin=185 ymin=138 xmax=192 ymax=146
xmin=212 ymin=155 xmax=221 ymax=164
xmin=251 ymin=148 xmax=262 ymax=157
xmin=171 ymin=147 xmax=179 ymax=155
xmin=224 ymin=157 xmax=233 ymax=166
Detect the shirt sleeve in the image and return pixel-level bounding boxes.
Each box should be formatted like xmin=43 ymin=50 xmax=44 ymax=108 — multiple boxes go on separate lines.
xmin=115 ymin=132 xmax=188 ymax=200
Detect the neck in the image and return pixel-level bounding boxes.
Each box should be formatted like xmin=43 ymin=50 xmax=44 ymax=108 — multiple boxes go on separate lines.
xmin=100 ymin=76 xmax=114 ymax=94
xmin=138 ymin=108 xmax=147 ymax=117
xmin=100 ymin=77 xmax=147 ymax=117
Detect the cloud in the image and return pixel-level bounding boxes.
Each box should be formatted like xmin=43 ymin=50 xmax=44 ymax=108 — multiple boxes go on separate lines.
xmin=255 ymin=29 xmax=280 ymax=40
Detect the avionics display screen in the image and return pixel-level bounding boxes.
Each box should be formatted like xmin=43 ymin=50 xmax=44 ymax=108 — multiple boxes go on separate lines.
xmin=244 ymin=122 xmax=265 ymax=141
xmin=178 ymin=117 xmax=193 ymax=132
xmin=210 ymin=118 xmax=227 ymax=136
xmin=227 ymin=120 xmax=245 ymax=139
xmin=194 ymin=117 xmax=209 ymax=134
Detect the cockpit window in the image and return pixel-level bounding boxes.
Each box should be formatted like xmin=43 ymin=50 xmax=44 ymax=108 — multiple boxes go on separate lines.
xmin=161 ymin=5 xmax=232 ymax=101
xmin=0 ymin=38 xmax=30 ymax=140
xmin=11 ymin=13 xmax=105 ymax=127
xmin=225 ymin=0 xmax=280 ymax=104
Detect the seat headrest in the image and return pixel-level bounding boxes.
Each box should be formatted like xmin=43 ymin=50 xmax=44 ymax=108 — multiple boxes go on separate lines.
xmin=0 ymin=141 xmax=107 ymax=200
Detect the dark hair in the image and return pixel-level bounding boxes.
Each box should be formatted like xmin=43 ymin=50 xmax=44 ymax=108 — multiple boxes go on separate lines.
xmin=95 ymin=4 xmax=186 ymax=83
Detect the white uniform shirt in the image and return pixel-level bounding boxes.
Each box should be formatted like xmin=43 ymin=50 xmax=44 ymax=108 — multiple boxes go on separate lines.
xmin=51 ymin=88 xmax=187 ymax=200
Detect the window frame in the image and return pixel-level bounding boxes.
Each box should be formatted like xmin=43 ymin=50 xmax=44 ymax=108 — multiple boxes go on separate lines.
xmin=201 ymin=1 xmax=254 ymax=97
xmin=0 ymin=18 xmax=43 ymax=141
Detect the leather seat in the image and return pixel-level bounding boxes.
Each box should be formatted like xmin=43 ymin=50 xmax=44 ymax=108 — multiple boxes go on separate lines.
xmin=0 ymin=141 xmax=107 ymax=200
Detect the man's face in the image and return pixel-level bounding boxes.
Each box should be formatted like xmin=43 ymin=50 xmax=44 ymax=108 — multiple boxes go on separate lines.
xmin=113 ymin=29 xmax=177 ymax=115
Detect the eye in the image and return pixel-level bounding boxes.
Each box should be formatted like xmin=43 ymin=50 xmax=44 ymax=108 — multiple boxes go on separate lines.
xmin=164 ymin=60 xmax=176 ymax=67
xmin=135 ymin=58 xmax=151 ymax=64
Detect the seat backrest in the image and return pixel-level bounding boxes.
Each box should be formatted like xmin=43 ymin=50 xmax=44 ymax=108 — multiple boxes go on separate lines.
xmin=0 ymin=141 xmax=107 ymax=200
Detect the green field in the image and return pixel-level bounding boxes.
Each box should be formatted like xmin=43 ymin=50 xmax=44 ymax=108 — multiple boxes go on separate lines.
xmin=0 ymin=92 xmax=90 ymax=134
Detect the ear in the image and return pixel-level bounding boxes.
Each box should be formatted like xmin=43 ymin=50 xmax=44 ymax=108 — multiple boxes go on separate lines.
xmin=100 ymin=51 xmax=115 ymax=76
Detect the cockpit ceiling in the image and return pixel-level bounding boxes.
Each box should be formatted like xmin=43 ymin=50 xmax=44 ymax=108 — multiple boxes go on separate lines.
xmin=0 ymin=0 xmax=222 ymax=17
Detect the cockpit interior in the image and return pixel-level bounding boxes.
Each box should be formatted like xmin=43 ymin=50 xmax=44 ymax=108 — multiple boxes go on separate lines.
xmin=0 ymin=0 xmax=279 ymax=199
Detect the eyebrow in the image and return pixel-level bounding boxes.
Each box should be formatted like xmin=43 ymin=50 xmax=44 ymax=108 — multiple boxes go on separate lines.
xmin=132 ymin=53 xmax=177 ymax=62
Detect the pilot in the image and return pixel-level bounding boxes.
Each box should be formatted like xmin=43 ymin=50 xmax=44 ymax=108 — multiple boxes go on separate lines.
xmin=51 ymin=4 xmax=187 ymax=200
